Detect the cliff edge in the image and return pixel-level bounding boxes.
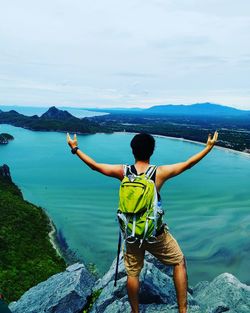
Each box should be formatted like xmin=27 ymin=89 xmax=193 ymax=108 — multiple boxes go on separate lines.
xmin=9 ymin=253 xmax=250 ymax=313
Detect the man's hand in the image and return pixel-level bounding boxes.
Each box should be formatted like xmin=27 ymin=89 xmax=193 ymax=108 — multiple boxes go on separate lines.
xmin=67 ymin=133 xmax=78 ymax=149
xmin=206 ymin=131 xmax=218 ymax=149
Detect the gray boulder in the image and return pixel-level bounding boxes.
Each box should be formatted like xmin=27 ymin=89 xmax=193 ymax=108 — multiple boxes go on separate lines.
xmin=91 ymin=253 xmax=250 ymax=313
xmin=90 ymin=252 xmax=197 ymax=313
xmin=8 ymin=255 xmax=250 ymax=313
xmin=194 ymin=273 xmax=250 ymax=313
xmin=9 ymin=263 xmax=95 ymax=313
xmin=0 ymin=164 xmax=12 ymax=180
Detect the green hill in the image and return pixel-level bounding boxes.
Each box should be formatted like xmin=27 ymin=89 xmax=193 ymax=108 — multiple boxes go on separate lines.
xmin=0 ymin=165 xmax=66 ymax=303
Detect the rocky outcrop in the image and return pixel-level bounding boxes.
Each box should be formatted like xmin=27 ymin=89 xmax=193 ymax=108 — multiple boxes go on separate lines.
xmin=0 ymin=164 xmax=12 ymax=181
xmin=9 ymin=263 xmax=95 ymax=313
xmin=8 ymin=255 xmax=250 ymax=313
xmin=41 ymin=106 xmax=74 ymax=120
xmin=90 ymin=252 xmax=197 ymax=313
xmin=90 ymin=252 xmax=250 ymax=313
xmin=194 ymin=273 xmax=250 ymax=313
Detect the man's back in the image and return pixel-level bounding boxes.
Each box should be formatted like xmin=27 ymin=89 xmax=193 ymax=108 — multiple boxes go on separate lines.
xmin=67 ymin=131 xmax=218 ymax=313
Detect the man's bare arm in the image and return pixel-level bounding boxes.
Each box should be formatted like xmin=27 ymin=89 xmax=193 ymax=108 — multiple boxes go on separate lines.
xmin=156 ymin=131 xmax=218 ymax=188
xmin=66 ymin=133 xmax=124 ymax=180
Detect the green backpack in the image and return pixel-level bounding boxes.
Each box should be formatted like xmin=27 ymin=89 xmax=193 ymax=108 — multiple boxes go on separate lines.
xmin=117 ymin=165 xmax=164 ymax=246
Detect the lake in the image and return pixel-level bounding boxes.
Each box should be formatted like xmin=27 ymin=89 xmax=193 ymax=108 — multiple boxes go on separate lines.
xmin=1 ymin=124 xmax=249 ymax=285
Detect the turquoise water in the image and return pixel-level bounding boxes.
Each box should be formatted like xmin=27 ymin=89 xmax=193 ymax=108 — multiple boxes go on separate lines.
xmin=1 ymin=124 xmax=250 ymax=285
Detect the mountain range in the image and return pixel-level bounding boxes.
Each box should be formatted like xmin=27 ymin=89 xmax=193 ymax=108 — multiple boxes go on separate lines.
xmin=0 ymin=104 xmax=249 ymax=153
xmin=86 ymin=102 xmax=250 ymax=117
xmin=145 ymin=102 xmax=250 ymax=116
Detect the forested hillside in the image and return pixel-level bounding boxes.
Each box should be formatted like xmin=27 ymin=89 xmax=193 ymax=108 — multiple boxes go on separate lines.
xmin=0 ymin=165 xmax=66 ymax=302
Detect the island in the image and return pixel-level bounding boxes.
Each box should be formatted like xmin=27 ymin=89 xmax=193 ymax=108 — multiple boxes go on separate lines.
xmin=0 ymin=133 xmax=14 ymax=144
xmin=0 ymin=164 xmax=66 ymax=302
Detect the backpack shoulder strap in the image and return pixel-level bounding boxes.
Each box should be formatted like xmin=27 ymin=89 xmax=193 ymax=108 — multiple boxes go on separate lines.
xmin=130 ymin=165 xmax=137 ymax=175
xmin=145 ymin=165 xmax=157 ymax=180
xmin=123 ymin=164 xmax=133 ymax=177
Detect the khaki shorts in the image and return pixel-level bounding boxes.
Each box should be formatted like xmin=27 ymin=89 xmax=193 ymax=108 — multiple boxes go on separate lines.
xmin=123 ymin=229 xmax=184 ymax=277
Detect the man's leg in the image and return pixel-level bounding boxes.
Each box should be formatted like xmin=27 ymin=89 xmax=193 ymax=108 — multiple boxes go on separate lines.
xmin=173 ymin=257 xmax=188 ymax=313
xmin=127 ymin=275 xmax=140 ymax=313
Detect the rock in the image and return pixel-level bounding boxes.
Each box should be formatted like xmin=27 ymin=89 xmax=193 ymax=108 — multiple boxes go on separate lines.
xmin=101 ymin=296 xmax=131 ymax=313
xmin=144 ymin=252 xmax=173 ymax=276
xmin=0 ymin=164 xmax=12 ymax=180
xmin=139 ymin=261 xmax=178 ymax=305
xmin=91 ymin=253 xmax=250 ymax=313
xmin=90 ymin=252 xmax=197 ymax=313
xmin=192 ymin=280 xmax=210 ymax=297
xmin=9 ymin=263 xmax=95 ymax=313
xmin=7 ymin=255 xmax=250 ymax=313
xmin=94 ymin=251 xmax=173 ymax=291
xmin=141 ymin=304 xmax=202 ymax=312
xmin=41 ymin=106 xmax=74 ymax=120
xmin=195 ymin=273 xmax=250 ymax=313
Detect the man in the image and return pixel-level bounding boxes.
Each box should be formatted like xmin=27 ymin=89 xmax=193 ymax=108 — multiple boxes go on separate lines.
xmin=67 ymin=131 xmax=218 ymax=313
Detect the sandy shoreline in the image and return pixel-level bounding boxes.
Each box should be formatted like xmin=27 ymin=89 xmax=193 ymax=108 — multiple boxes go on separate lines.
xmin=115 ymin=131 xmax=250 ymax=158
xmin=2 ymin=123 xmax=249 ymax=158
xmin=155 ymin=134 xmax=250 ymax=158
xmin=47 ymin=217 xmax=64 ymax=258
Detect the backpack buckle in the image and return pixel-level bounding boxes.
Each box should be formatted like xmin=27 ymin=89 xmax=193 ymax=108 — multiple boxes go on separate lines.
xmin=128 ymin=174 xmax=136 ymax=182
xmin=126 ymin=236 xmax=137 ymax=244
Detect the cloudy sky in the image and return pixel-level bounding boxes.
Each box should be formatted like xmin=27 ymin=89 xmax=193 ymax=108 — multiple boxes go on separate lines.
xmin=0 ymin=0 xmax=250 ymax=109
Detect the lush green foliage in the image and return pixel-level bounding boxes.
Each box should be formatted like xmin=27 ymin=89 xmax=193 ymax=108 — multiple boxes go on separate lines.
xmin=93 ymin=113 xmax=250 ymax=153
xmin=82 ymin=289 xmax=102 ymax=313
xmin=0 ymin=175 xmax=66 ymax=302
xmin=0 ymin=110 xmax=105 ymax=134
xmin=0 ymin=107 xmax=249 ymax=152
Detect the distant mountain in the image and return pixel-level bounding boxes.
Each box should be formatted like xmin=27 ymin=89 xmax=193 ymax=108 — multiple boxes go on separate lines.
xmin=41 ymin=106 xmax=74 ymax=120
xmin=85 ymin=103 xmax=250 ymax=117
xmin=145 ymin=103 xmax=250 ymax=116
xmin=1 ymin=105 xmax=250 ymax=153
xmin=0 ymin=106 xmax=105 ymax=133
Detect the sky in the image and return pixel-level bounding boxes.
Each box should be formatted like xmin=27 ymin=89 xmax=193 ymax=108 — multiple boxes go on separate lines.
xmin=0 ymin=0 xmax=250 ymax=110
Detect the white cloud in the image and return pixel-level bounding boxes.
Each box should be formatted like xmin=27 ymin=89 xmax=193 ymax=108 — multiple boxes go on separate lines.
xmin=0 ymin=0 xmax=249 ymax=109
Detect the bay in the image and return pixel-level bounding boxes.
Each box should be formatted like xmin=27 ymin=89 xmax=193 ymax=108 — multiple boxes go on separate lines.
xmin=0 ymin=124 xmax=249 ymax=285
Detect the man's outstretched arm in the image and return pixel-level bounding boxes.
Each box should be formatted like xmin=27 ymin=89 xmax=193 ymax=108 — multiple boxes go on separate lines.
xmin=157 ymin=131 xmax=218 ymax=186
xmin=66 ymin=133 xmax=124 ymax=180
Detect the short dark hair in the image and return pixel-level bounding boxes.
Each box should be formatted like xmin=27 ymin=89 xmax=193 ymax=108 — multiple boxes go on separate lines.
xmin=130 ymin=133 xmax=155 ymax=161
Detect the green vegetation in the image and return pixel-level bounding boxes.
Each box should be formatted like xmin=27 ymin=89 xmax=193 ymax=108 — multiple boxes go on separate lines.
xmin=82 ymin=289 xmax=102 ymax=313
xmin=0 ymin=109 xmax=107 ymax=134
xmin=0 ymin=106 xmax=249 ymax=153
xmin=92 ymin=113 xmax=250 ymax=153
xmin=0 ymin=133 xmax=14 ymax=144
xmin=0 ymin=169 xmax=66 ymax=303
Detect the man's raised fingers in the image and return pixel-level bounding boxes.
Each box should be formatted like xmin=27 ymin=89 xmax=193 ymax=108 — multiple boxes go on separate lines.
xmin=74 ymin=133 xmax=77 ymax=140
xmin=213 ymin=131 xmax=218 ymax=141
